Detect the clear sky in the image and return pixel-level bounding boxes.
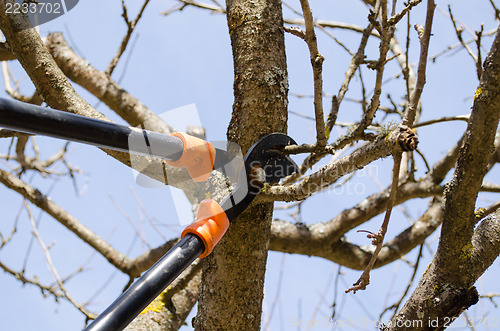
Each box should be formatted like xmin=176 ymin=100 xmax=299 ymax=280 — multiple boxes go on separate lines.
xmin=1 ymin=1 xmax=499 ymax=330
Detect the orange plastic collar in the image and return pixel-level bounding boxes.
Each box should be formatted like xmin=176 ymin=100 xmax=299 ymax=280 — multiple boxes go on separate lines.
xmin=166 ymin=132 xmax=215 ymax=182
xmin=181 ymin=199 xmax=229 ymax=258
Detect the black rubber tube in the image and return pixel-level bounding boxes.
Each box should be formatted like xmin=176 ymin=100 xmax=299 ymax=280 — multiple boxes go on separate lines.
xmin=84 ymin=234 xmax=204 ymax=331
xmin=0 ymin=98 xmax=183 ymax=161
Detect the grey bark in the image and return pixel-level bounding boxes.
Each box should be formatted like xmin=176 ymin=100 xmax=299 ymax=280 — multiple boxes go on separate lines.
xmin=193 ymin=0 xmax=289 ymax=329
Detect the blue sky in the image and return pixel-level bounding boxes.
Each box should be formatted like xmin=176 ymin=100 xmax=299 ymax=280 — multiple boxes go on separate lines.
xmin=1 ymin=0 xmax=500 ymax=330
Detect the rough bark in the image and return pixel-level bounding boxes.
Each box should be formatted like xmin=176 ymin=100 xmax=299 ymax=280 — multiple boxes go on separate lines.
xmin=387 ymin=26 xmax=500 ymax=331
xmin=193 ymin=0 xmax=288 ymax=329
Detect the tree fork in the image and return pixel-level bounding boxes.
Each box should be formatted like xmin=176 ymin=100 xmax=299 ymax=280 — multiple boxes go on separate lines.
xmin=193 ymin=0 xmax=288 ymax=329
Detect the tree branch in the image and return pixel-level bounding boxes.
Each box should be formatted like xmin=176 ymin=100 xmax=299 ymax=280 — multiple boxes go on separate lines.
xmin=24 ymin=201 xmax=96 ymax=319
xmin=298 ymin=0 xmax=327 ymax=147
xmin=269 ymin=181 xmax=443 ymax=269
xmin=263 ymin=125 xmax=418 ymax=201
xmin=389 ymin=25 xmax=500 ymax=331
xmin=346 ymin=150 xmax=402 ymax=293
xmin=402 ymin=0 xmax=436 ymax=127
xmin=0 ymin=168 xmax=133 ymax=275
xmin=45 ymin=33 xmax=172 ymax=134
xmin=106 ymin=0 xmax=151 ymax=76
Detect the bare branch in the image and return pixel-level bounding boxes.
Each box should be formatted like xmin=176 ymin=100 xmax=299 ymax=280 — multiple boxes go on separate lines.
xmin=476 ymin=25 xmax=485 ymax=79
xmin=45 ymin=33 xmax=172 ymax=134
xmin=283 ymin=26 xmax=306 ymax=39
xmin=270 ymin=192 xmax=444 ymax=270
xmin=346 ymin=150 xmax=402 ymax=293
xmin=490 ymin=0 xmax=500 ymax=20
xmin=413 ymin=115 xmax=470 ymax=128
xmin=447 ymin=5 xmax=482 ymax=80
xmin=24 ymin=201 xmax=96 ymax=319
xmin=380 ymin=244 xmax=424 ymax=319
xmin=166 ymin=0 xmax=225 ymax=14
xmin=263 ymin=125 xmax=418 ymax=201
xmin=0 ymin=259 xmax=64 ymax=300
xmin=481 ymin=182 xmax=500 ymax=193
xmin=106 ymin=0 xmax=151 ymax=76
xmin=298 ymin=0 xmax=327 ymax=147
xmin=387 ymin=0 xmax=422 ymax=25
xmin=389 ymin=25 xmax=500 ymax=330
xmin=402 ymin=0 xmax=436 ymax=127
xmin=0 ymin=168 xmax=133 ymax=275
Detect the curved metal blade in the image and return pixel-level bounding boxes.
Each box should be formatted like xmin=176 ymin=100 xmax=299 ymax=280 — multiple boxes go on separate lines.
xmin=221 ymin=133 xmax=298 ymax=221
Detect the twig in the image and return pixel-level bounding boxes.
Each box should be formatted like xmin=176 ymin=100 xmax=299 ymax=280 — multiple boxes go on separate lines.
xmin=24 ymin=201 xmax=96 ymax=319
xmin=331 ymin=265 xmax=342 ymax=319
xmin=0 ymin=259 xmax=63 ymax=299
xmin=474 ymin=200 xmax=500 ymax=224
xmin=463 ymin=311 xmax=476 ymax=331
xmin=387 ymin=0 xmax=422 ymax=25
xmin=171 ymin=0 xmax=225 ymax=14
xmin=412 ymin=114 xmax=470 ymax=128
xmin=299 ymin=0 xmax=327 ymax=148
xmin=106 ymin=0 xmax=151 ymax=76
xmin=475 ymin=25 xmax=484 ymax=80
xmin=109 ymin=194 xmax=150 ymax=250
xmin=283 ymin=26 xmax=306 ymax=39
xmin=46 ymin=33 xmax=173 ymax=134
xmin=336 ymin=4 xmax=380 ymax=117
xmin=405 ymin=8 xmax=411 ymax=108
xmin=429 ymin=28 xmax=497 ymax=62
xmin=346 ymin=151 xmax=403 ymax=293
xmin=447 ymin=5 xmax=480 ymax=81
xmin=415 ymin=148 xmax=431 ymax=172
xmin=489 ymin=0 xmax=500 ymax=20
xmin=480 ymin=182 xmax=500 ymax=193
xmin=1 ymin=61 xmax=43 ymax=104
xmin=0 ymin=168 xmax=132 ymax=274
xmin=315 ymin=23 xmax=354 ymax=56
xmin=263 ymin=254 xmax=286 ymax=331
xmin=130 ymin=187 xmax=169 ymax=240
xmin=380 ymin=244 xmax=424 ymax=319
xmin=349 ymin=0 xmax=395 ymax=140
xmin=480 ymin=293 xmax=500 ymax=299
xmin=286 ymin=3 xmax=382 ymax=181
xmin=402 ymin=0 xmax=436 ymax=127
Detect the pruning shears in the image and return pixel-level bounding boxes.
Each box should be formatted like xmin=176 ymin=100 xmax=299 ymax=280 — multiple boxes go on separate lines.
xmin=0 ymin=98 xmax=298 ymax=331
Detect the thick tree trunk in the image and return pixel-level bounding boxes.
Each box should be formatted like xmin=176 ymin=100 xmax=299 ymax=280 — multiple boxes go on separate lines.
xmin=193 ymin=0 xmax=288 ymax=330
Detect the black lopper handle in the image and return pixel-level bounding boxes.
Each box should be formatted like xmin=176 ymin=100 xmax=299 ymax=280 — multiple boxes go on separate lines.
xmin=0 ymin=98 xmax=183 ymax=161
xmin=84 ymin=234 xmax=204 ymax=331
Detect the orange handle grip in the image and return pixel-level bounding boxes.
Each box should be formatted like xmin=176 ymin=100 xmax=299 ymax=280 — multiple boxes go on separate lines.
xmin=166 ymin=132 xmax=215 ymax=182
xmin=181 ymin=199 xmax=229 ymax=258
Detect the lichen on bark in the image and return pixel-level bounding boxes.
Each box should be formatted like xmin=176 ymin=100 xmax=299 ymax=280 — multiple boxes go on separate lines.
xmin=193 ymin=0 xmax=289 ymax=330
